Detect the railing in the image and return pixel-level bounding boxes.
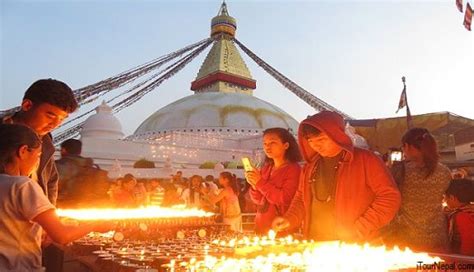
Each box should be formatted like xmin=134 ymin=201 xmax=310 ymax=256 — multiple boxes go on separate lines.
xmin=241 ymin=212 xmax=256 ymax=233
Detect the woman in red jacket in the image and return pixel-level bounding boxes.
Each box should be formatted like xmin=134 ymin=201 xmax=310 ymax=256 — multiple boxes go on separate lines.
xmin=246 ymin=127 xmax=301 ymax=235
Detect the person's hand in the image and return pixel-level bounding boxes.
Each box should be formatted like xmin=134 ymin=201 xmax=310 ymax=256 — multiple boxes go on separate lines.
xmin=245 ymin=169 xmax=261 ymax=188
xmin=272 ymin=217 xmax=290 ymax=232
xmin=201 ymin=186 xmax=210 ymax=195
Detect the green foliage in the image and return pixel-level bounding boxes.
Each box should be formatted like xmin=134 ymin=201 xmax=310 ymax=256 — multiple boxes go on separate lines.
xmin=199 ymin=161 xmax=217 ymax=169
xmin=133 ymin=158 xmax=155 ymax=169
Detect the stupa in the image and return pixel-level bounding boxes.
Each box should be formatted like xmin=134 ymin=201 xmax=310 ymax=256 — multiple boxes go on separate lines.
xmin=80 ymin=2 xmax=299 ymax=175
xmin=132 ymin=2 xmax=298 ymax=141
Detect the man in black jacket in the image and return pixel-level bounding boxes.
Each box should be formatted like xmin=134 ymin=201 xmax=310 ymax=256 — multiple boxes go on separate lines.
xmin=1 ymin=78 xmax=78 ymax=272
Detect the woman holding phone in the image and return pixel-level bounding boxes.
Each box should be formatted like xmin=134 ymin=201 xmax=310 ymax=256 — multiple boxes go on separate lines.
xmin=246 ymin=127 xmax=301 ymax=235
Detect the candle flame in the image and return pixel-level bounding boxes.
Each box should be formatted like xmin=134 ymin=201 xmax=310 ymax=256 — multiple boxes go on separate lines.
xmin=201 ymin=232 xmax=444 ymax=271
xmin=56 ymin=205 xmax=213 ymax=220
xmin=198 ymin=241 xmax=443 ymax=271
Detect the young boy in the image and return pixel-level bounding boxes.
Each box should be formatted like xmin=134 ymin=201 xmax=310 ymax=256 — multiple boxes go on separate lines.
xmin=0 ymin=124 xmax=110 ymax=271
xmin=148 ymin=178 xmax=165 ymax=206
xmin=445 ymin=179 xmax=474 ymax=255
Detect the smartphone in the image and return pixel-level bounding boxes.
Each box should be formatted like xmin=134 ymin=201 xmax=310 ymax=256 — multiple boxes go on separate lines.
xmin=390 ymin=151 xmax=403 ymax=162
xmin=241 ymin=157 xmax=253 ymax=172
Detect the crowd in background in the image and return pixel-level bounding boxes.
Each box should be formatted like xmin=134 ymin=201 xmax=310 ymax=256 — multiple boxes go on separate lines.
xmin=54 ymin=117 xmax=474 ymax=256
xmin=1 ymin=79 xmax=474 ymax=272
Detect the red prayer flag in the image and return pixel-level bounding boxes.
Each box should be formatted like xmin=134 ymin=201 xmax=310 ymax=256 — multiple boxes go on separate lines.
xmin=396 ymin=77 xmax=407 ymax=113
xmin=396 ymin=77 xmax=412 ymax=129
xmin=457 ymin=0 xmax=463 ymax=12
xmin=464 ymin=3 xmax=473 ymax=31
xmin=396 ymin=89 xmax=407 ymax=113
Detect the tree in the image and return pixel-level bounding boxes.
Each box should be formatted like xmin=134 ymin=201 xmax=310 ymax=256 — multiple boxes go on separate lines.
xmin=133 ymin=158 xmax=155 ymax=169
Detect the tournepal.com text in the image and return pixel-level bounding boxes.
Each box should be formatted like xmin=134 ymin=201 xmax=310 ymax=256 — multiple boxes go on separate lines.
xmin=417 ymin=261 xmax=474 ymax=271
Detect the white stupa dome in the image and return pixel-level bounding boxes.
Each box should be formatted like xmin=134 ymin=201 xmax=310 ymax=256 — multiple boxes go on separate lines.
xmin=81 ymin=101 xmax=124 ymax=139
xmin=133 ymin=92 xmax=298 ymax=139
xmin=131 ymin=3 xmax=300 ymax=141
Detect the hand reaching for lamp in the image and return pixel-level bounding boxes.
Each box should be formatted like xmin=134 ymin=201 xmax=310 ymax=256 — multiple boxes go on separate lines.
xmin=272 ymin=216 xmax=290 ymax=233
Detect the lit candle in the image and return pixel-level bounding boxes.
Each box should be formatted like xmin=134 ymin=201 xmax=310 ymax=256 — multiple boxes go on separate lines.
xmin=170 ymin=259 xmax=176 ymax=272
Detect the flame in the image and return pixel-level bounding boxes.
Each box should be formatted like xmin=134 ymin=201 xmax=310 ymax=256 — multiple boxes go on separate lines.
xmin=196 ymin=242 xmax=443 ymax=271
xmin=196 ymin=232 xmax=444 ymax=271
xmin=56 ymin=205 xmax=213 ymax=220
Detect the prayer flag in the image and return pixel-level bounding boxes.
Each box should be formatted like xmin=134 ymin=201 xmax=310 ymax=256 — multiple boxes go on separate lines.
xmin=464 ymin=3 xmax=472 ymax=31
xmin=456 ymin=0 xmax=463 ymax=13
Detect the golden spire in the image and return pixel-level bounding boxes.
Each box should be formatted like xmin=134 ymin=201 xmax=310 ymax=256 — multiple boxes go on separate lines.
xmin=191 ymin=2 xmax=256 ymax=95
xmin=211 ymin=1 xmax=237 ymax=38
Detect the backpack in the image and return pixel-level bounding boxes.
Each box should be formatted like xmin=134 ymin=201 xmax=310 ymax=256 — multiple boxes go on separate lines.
xmin=57 ymin=157 xmax=109 ymax=208
xmin=71 ymin=165 xmax=109 ymax=207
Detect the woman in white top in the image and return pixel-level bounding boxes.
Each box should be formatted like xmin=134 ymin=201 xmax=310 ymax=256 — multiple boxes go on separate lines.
xmin=205 ymin=171 xmax=242 ymax=232
xmin=0 ymin=124 xmax=110 ymax=271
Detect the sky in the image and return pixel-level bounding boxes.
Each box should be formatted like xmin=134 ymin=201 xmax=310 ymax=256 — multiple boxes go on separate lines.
xmin=1 ymin=0 xmax=473 ymax=136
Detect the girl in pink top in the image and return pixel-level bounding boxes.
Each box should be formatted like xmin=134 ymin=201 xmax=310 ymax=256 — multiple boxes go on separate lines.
xmin=205 ymin=172 xmax=242 ymax=232
xmin=246 ymin=128 xmax=301 ymax=235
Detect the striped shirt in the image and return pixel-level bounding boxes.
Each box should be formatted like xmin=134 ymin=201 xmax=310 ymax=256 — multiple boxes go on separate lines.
xmin=149 ymin=187 xmax=165 ymax=206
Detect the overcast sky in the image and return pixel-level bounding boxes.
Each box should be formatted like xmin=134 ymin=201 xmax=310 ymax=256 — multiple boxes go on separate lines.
xmin=1 ymin=0 xmax=473 ymax=135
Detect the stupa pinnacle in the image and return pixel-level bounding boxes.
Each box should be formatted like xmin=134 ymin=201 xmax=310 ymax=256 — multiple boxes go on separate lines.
xmin=191 ymin=2 xmax=256 ymax=95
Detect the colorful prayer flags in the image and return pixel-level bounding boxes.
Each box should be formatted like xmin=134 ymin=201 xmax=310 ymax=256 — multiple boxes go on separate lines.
xmin=464 ymin=3 xmax=473 ymax=31
xmin=456 ymin=0 xmax=463 ymax=13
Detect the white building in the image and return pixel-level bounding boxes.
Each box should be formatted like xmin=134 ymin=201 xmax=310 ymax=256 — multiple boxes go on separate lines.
xmin=79 ymin=3 xmax=299 ymax=178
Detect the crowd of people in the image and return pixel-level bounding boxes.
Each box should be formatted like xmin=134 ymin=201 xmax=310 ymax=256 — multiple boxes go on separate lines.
xmin=1 ymin=78 xmax=474 ymax=271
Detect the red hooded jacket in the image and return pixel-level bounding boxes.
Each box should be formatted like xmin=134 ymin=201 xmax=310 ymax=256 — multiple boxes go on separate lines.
xmin=284 ymin=111 xmax=401 ymax=241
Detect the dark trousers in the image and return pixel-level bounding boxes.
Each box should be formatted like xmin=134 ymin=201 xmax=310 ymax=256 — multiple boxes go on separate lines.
xmin=42 ymin=244 xmax=64 ymax=272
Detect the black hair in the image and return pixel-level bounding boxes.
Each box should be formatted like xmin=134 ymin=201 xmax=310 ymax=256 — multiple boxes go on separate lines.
xmin=263 ymin=127 xmax=302 ymax=164
xmin=402 ymin=127 xmax=439 ymax=178
xmin=189 ymin=175 xmax=204 ymax=203
xmin=122 ymin=173 xmax=136 ymax=184
xmin=205 ymin=175 xmax=215 ymax=182
xmin=445 ymin=179 xmax=474 ymax=204
xmin=220 ymin=171 xmax=240 ymax=195
xmin=23 ymin=79 xmax=78 ymax=113
xmin=0 ymin=124 xmax=42 ymax=173
xmin=300 ymin=124 xmax=321 ymax=138
xmin=60 ymin=138 xmax=82 ymax=155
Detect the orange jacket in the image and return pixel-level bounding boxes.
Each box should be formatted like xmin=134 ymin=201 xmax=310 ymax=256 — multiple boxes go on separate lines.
xmin=284 ymin=111 xmax=401 ymax=241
